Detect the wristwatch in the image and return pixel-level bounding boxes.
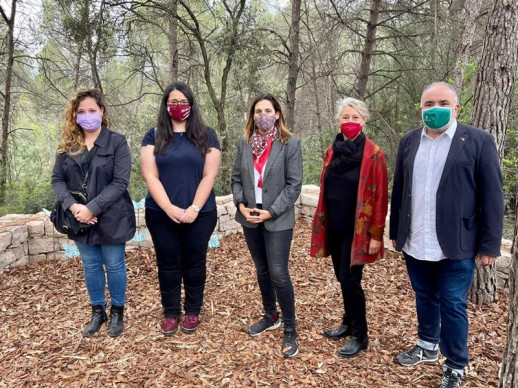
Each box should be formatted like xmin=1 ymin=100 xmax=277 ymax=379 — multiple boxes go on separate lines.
xmin=191 ymin=204 xmax=200 ymax=213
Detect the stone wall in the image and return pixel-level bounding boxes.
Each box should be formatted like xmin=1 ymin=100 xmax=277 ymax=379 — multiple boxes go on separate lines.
xmin=0 ymin=185 xmax=513 ymax=291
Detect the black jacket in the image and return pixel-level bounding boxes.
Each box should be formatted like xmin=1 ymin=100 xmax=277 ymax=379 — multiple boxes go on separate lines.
xmin=51 ymin=126 xmax=136 ymax=245
xmin=389 ymin=123 xmax=503 ymax=259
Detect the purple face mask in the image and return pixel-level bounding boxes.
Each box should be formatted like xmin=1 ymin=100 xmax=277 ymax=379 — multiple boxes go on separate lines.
xmin=76 ymin=112 xmax=102 ymax=131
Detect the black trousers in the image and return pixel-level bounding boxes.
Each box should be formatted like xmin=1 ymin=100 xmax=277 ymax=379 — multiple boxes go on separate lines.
xmin=243 ymin=224 xmax=296 ymax=331
xmin=328 ymin=229 xmax=367 ymax=339
xmin=146 ymin=207 xmax=217 ymax=317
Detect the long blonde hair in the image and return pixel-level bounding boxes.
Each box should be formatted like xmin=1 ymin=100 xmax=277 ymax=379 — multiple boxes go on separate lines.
xmin=244 ymin=94 xmax=292 ymax=144
xmin=58 ymin=89 xmax=109 ymax=155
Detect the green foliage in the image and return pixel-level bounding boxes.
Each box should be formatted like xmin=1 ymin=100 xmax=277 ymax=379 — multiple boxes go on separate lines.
xmin=502 ymin=127 xmax=518 ymax=239
xmin=1 ymin=0 xmax=517 ymax=244
xmin=0 ymin=179 xmax=55 ymax=216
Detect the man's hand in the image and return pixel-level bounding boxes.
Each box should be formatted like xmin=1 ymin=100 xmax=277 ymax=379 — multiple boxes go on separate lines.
xmin=476 ymin=254 xmax=496 ymax=267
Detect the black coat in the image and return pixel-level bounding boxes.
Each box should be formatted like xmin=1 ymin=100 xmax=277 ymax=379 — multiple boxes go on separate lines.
xmin=51 ymin=126 xmax=136 ymax=245
xmin=389 ymin=123 xmax=504 ymax=259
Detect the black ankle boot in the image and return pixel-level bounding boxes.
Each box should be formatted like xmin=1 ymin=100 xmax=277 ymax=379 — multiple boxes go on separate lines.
xmin=83 ymin=305 xmax=107 ymax=336
xmin=107 ymin=305 xmax=124 ymax=337
xmin=338 ymin=336 xmax=369 ymax=358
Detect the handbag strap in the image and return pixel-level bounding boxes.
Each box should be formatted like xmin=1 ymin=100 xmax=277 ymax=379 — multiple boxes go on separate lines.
xmin=81 ymin=145 xmax=99 ymax=191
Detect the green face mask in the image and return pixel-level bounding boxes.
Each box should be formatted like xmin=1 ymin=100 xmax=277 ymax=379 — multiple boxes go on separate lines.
xmin=422 ymin=106 xmax=452 ymax=131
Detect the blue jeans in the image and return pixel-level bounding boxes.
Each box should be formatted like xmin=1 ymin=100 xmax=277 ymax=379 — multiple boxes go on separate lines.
xmin=243 ymin=225 xmax=296 ymax=331
xmin=404 ymin=252 xmax=475 ymax=370
xmin=75 ymin=242 xmax=127 ymax=307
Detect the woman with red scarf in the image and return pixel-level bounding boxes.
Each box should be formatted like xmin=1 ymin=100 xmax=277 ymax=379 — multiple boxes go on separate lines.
xmin=311 ymin=97 xmax=388 ymax=358
xmin=231 ymin=94 xmax=303 ymax=358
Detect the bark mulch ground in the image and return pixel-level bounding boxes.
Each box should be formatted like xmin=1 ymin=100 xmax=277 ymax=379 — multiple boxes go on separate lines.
xmin=0 ymin=219 xmax=507 ymax=387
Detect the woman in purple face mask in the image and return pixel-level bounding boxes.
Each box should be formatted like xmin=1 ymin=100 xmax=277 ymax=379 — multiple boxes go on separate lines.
xmin=310 ymin=97 xmax=388 ymax=358
xmin=141 ymin=81 xmax=220 ymax=336
xmin=231 ymin=94 xmax=303 ymax=358
xmin=51 ymin=89 xmax=136 ymax=337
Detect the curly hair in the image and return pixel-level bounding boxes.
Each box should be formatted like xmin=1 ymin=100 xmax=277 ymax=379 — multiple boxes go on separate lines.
xmin=58 ymin=89 xmax=109 ymax=155
xmin=244 ymin=94 xmax=292 ymax=144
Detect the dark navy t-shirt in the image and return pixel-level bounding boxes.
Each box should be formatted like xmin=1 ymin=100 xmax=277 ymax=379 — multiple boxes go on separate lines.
xmin=141 ymin=127 xmax=220 ymax=212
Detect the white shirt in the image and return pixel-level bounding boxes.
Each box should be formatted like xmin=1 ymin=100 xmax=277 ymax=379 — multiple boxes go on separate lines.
xmin=403 ymin=121 xmax=457 ymax=261
xmin=253 ymin=156 xmax=269 ymax=205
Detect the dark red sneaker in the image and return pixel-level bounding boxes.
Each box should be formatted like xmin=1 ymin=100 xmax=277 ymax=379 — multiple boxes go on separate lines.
xmin=182 ymin=314 xmax=200 ymax=333
xmin=162 ymin=317 xmax=178 ymax=336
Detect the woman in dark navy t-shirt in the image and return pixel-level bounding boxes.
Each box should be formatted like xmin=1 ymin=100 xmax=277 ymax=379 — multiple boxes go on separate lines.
xmin=141 ymin=81 xmax=220 ymax=335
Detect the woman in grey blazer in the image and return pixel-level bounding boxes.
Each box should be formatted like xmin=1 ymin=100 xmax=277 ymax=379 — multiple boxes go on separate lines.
xmin=231 ymin=93 xmax=303 ymax=358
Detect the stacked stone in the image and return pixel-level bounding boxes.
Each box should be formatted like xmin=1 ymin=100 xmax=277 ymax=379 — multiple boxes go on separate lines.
xmin=0 ymin=187 xmax=512 ymax=294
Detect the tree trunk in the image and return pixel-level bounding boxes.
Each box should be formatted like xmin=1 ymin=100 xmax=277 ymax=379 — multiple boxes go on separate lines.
xmin=498 ymin=3 xmax=518 ymax=381
xmin=468 ymin=0 xmax=518 ymax=305
xmin=286 ymin=0 xmax=301 ymax=132
xmin=177 ymin=0 xmax=246 ymax=186
xmin=0 ymin=0 xmax=17 ymax=203
xmin=168 ymin=0 xmax=178 ymax=81
xmin=500 ymin=214 xmax=518 ymax=387
xmin=309 ymin=44 xmax=326 ymax=157
xmin=451 ymin=0 xmax=484 ymax=91
xmin=356 ymin=0 xmax=381 ymax=99
xmin=73 ymin=40 xmax=83 ymax=89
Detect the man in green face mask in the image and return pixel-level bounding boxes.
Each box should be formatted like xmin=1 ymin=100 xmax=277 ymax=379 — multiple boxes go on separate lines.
xmin=389 ymin=82 xmax=504 ymax=388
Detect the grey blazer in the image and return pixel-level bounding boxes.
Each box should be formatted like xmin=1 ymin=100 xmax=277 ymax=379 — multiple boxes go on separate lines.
xmin=231 ymin=135 xmax=303 ymax=232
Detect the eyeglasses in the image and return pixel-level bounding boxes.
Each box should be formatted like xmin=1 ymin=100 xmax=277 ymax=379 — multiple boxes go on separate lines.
xmin=167 ymin=99 xmax=189 ymax=106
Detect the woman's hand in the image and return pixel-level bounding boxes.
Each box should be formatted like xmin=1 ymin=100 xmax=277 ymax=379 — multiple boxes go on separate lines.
xmin=166 ymin=204 xmax=186 ymax=224
xmin=180 ymin=206 xmax=199 ymax=224
xmin=368 ymin=239 xmax=381 ymax=255
xmin=255 ymin=208 xmax=272 ymax=223
xmin=71 ymin=204 xmax=97 ymax=224
xmin=240 ymin=203 xmax=272 ymax=223
xmin=239 ymin=204 xmax=258 ymax=222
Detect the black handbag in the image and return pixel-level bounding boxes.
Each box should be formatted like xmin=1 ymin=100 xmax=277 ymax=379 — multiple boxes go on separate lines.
xmin=50 ymin=192 xmax=93 ymax=235
xmin=50 ymin=148 xmax=96 ymax=236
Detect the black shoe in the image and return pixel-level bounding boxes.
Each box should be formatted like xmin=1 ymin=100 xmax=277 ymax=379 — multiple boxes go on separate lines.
xmin=282 ymin=330 xmax=299 ymax=358
xmin=440 ymin=367 xmax=462 ymax=388
xmin=323 ymin=324 xmax=351 ymax=339
xmin=248 ymin=313 xmax=281 ymax=336
xmin=83 ymin=305 xmax=107 ymax=337
xmin=338 ymin=336 xmax=368 ymax=358
xmin=107 ymin=305 xmax=124 ymax=337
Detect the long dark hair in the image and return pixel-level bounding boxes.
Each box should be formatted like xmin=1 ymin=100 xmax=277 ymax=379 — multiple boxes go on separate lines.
xmin=155 ymin=81 xmax=209 ymax=155
xmin=244 ymin=93 xmax=292 ymax=144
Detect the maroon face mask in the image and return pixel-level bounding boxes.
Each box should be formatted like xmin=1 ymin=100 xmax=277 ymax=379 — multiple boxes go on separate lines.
xmin=167 ymin=103 xmax=191 ymax=121
xmin=340 ymin=122 xmax=362 ymax=139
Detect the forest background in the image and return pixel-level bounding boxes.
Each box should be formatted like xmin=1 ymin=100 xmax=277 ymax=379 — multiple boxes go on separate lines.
xmin=0 ymin=0 xmax=516 ymax=238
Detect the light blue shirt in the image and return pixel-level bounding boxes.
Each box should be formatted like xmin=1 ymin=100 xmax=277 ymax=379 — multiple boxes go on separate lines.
xmin=403 ymin=121 xmax=457 ymax=261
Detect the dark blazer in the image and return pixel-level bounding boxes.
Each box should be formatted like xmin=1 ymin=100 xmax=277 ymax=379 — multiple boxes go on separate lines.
xmin=389 ymin=123 xmax=503 ymax=259
xmin=51 ymin=126 xmax=136 ymax=245
xmin=231 ymin=135 xmax=303 ymax=232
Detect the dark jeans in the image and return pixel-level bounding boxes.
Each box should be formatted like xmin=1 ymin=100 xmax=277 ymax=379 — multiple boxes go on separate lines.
xmin=403 ymin=252 xmax=475 ymax=370
xmin=146 ymin=208 xmax=217 ymax=317
xmin=328 ymin=229 xmax=367 ymax=339
xmin=243 ymin=224 xmax=296 ymax=332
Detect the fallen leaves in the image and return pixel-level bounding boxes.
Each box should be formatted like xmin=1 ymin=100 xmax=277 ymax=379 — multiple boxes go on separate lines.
xmin=0 ymin=219 xmax=508 ymax=387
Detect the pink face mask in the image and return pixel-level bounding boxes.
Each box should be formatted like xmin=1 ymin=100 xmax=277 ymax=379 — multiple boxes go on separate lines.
xmin=167 ymin=103 xmax=191 ymax=121
xmin=340 ymin=122 xmax=362 ymax=139
xmin=254 ymin=113 xmax=277 ymax=132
